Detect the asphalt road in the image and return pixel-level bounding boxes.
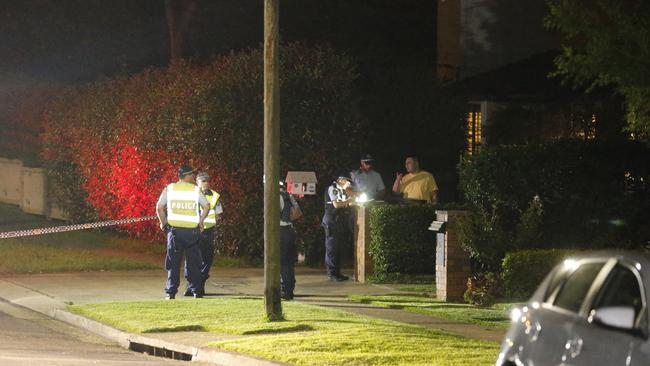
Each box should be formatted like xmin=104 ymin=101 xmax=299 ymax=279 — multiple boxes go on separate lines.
xmin=0 ymin=299 xmax=200 ymax=366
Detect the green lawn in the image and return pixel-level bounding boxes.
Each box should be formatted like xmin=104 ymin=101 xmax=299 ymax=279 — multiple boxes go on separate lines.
xmin=0 ymin=204 xmax=161 ymax=273
xmin=69 ymin=297 xmax=500 ymax=366
xmin=0 ymin=241 xmax=158 ymax=273
xmin=349 ymin=294 xmax=515 ymax=329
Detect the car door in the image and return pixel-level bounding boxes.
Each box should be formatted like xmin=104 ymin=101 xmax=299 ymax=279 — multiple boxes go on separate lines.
xmin=526 ymin=260 xmax=608 ymax=366
xmin=567 ymin=262 xmax=649 ymax=366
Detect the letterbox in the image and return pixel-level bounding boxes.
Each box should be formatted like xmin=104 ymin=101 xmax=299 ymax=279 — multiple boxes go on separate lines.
xmin=285 ymin=171 xmax=317 ymax=195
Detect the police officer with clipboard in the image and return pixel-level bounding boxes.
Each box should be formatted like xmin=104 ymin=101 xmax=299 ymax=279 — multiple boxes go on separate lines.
xmin=322 ymin=176 xmax=355 ymax=281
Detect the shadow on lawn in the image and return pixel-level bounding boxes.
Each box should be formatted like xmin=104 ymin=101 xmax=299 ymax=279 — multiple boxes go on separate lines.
xmin=355 ymin=297 xmax=438 ymax=305
xmin=242 ymin=324 xmax=314 ymax=335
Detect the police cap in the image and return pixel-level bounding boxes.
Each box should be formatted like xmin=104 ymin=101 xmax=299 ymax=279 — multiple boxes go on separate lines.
xmin=178 ymin=165 xmax=196 ymax=177
xmin=196 ymin=172 xmax=210 ymax=182
xmin=360 ymin=154 xmax=375 ymax=163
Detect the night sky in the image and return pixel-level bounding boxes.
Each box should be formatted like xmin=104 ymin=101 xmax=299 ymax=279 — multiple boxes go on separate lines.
xmin=0 ymin=1 xmax=435 ymax=82
xmin=0 ymin=1 xmax=456 ymax=194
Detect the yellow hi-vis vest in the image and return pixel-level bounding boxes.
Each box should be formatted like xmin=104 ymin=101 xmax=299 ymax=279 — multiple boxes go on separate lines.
xmin=166 ymin=182 xmax=201 ymax=228
xmin=203 ymin=189 xmax=221 ymax=229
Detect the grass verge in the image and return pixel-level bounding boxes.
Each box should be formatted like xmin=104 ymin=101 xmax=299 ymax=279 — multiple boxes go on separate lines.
xmin=349 ymin=294 xmax=515 ymax=329
xmin=69 ymin=297 xmax=499 ymax=366
xmin=0 ymin=242 xmax=158 ymax=273
xmin=0 ymin=204 xmax=162 ymax=273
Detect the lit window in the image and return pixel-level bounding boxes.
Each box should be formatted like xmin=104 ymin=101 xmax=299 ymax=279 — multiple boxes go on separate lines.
xmin=467 ymin=110 xmax=482 ymax=154
xmin=571 ymin=110 xmax=597 ymax=140
xmin=587 ymin=114 xmax=596 ymax=140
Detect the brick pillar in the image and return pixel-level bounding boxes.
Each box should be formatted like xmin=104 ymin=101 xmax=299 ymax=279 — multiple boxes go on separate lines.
xmin=354 ymin=205 xmax=373 ymax=283
xmin=435 ymin=210 xmax=471 ymax=302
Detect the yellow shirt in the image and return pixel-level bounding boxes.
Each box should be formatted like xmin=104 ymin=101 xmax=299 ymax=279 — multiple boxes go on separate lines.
xmin=399 ymin=171 xmax=438 ymax=202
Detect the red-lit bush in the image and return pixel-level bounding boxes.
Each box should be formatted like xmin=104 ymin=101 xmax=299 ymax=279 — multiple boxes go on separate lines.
xmin=41 ymin=43 xmax=364 ymax=258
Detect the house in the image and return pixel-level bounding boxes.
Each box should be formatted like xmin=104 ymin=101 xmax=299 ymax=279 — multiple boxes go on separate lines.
xmin=436 ymin=0 xmax=626 ymax=152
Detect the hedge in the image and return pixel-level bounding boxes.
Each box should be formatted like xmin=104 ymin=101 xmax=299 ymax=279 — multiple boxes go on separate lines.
xmin=502 ymin=249 xmax=580 ymax=300
xmin=368 ymin=204 xmax=437 ymax=280
xmin=458 ymin=139 xmax=650 ymax=269
xmin=41 ymin=43 xmax=365 ymax=259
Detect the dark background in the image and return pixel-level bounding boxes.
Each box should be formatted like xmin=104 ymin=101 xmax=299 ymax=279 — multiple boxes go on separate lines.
xmin=0 ymin=0 xmax=464 ymax=201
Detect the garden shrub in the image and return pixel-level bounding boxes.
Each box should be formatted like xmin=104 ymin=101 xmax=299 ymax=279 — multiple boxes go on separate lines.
xmin=368 ymin=204 xmax=437 ymax=281
xmin=41 ymin=43 xmax=364 ymax=258
xmin=464 ymin=272 xmax=503 ymax=307
xmin=458 ymin=140 xmax=650 ymax=269
xmin=502 ymin=249 xmax=580 ymax=300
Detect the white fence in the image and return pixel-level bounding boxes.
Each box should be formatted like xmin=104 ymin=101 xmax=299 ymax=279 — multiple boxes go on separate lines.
xmin=0 ymin=157 xmax=68 ymax=220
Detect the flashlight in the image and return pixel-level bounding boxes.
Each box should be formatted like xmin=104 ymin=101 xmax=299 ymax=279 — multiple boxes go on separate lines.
xmin=355 ymin=193 xmax=368 ymax=204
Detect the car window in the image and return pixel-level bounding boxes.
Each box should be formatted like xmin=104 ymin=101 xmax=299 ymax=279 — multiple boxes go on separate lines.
xmin=544 ymin=266 xmax=571 ymax=302
xmin=554 ymin=262 xmax=605 ymax=313
xmin=592 ymin=265 xmax=644 ymax=319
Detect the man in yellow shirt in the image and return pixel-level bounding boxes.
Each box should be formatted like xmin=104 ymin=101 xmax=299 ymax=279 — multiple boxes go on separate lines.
xmin=392 ymin=155 xmax=438 ymax=204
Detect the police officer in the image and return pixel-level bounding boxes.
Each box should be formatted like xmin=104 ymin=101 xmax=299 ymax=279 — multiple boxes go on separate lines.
xmin=322 ymin=176 xmax=354 ymax=281
xmin=156 ymin=165 xmax=210 ymax=299
xmin=280 ymin=180 xmax=302 ymax=300
xmin=350 ymin=154 xmax=385 ymax=200
xmin=183 ymin=172 xmax=223 ymax=296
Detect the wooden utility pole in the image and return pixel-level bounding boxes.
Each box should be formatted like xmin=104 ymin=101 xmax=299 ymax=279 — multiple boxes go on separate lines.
xmin=263 ymin=0 xmax=282 ymax=320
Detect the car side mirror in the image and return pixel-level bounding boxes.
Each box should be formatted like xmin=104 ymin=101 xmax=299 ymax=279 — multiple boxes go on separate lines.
xmin=590 ymin=306 xmax=636 ymax=330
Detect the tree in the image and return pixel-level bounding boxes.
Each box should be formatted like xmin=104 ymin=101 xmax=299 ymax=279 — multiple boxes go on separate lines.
xmin=545 ymin=0 xmax=650 ymax=141
xmin=165 ymin=0 xmax=196 ymax=63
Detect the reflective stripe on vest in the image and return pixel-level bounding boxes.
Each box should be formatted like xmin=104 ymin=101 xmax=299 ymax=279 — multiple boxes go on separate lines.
xmin=166 ymin=182 xmax=200 ymax=228
xmin=203 ymin=189 xmax=221 ymax=228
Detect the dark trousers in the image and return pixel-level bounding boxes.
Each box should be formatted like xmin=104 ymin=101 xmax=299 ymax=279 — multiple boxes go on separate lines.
xmin=280 ymin=225 xmax=297 ymax=294
xmin=165 ymin=227 xmax=202 ymax=295
xmin=185 ymin=227 xmax=215 ymax=287
xmin=323 ymin=213 xmax=351 ymax=276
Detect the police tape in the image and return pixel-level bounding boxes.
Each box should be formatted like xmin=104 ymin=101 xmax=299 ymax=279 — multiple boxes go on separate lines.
xmin=0 ymin=216 xmax=158 ymax=239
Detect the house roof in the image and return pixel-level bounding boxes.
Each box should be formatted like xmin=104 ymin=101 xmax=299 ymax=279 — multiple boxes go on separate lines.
xmin=445 ymin=50 xmax=613 ymax=103
xmin=285 ymin=171 xmax=317 ymax=183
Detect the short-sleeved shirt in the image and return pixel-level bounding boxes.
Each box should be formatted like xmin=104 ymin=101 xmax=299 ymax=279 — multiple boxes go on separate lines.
xmin=327 ymin=185 xmax=349 ymax=202
xmin=350 ymin=169 xmax=385 ymax=199
xmin=399 ymin=171 xmax=438 ymax=203
xmin=156 ymin=183 xmax=209 ymax=209
xmin=280 ymin=192 xmax=299 ymax=226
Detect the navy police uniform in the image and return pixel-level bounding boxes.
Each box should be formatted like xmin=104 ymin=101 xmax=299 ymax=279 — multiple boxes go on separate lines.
xmin=280 ymin=190 xmax=299 ymax=299
xmin=184 ymin=186 xmax=222 ymax=296
xmin=322 ymin=181 xmax=352 ymax=281
xmin=156 ymin=172 xmax=208 ymax=299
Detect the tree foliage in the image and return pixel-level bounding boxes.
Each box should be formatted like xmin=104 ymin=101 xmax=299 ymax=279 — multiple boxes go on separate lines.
xmin=545 ymin=0 xmax=650 ymax=141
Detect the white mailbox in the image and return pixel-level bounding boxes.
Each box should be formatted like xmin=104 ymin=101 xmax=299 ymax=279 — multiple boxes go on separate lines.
xmin=285 ymin=171 xmax=317 ymax=195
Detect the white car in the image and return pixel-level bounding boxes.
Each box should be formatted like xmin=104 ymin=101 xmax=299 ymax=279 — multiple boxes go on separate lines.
xmin=497 ymin=251 xmax=650 ymax=366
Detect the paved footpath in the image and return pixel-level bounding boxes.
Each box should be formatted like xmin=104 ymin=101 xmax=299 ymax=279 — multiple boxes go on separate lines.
xmin=0 ymin=267 xmax=505 ymax=364
xmin=0 ymin=299 xmax=203 ymax=366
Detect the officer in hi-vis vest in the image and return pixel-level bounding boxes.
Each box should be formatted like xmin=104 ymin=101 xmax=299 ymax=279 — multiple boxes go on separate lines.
xmin=156 ymin=165 xmax=210 ymax=299
xmin=182 ymin=172 xmax=223 ymax=296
